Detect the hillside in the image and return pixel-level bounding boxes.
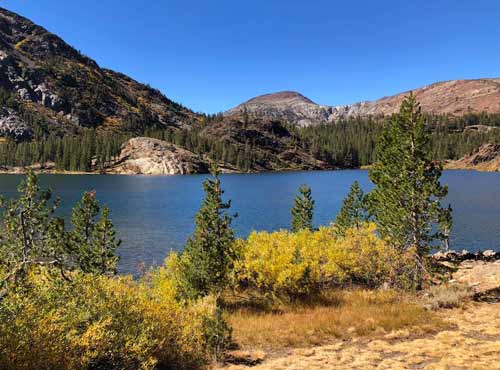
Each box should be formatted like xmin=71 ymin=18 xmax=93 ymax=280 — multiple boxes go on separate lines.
xmin=446 ymin=143 xmax=500 ymax=171
xmin=226 ymin=79 xmax=500 ymax=126
xmin=0 ymin=7 xmax=338 ymax=173
xmin=0 ymin=6 xmax=194 ymax=141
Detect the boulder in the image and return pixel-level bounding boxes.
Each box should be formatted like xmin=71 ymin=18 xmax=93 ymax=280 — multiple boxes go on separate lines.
xmin=451 ymin=260 xmax=500 ymax=301
xmin=107 ymin=137 xmax=209 ymax=175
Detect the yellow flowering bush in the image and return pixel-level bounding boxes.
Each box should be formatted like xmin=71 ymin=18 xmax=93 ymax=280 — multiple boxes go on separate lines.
xmin=0 ymin=270 xmax=226 ymax=370
xmin=233 ymin=223 xmax=415 ymax=299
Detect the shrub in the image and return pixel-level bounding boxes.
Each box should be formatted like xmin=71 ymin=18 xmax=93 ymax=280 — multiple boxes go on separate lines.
xmin=0 ymin=270 xmax=227 ymax=370
xmin=422 ymin=284 xmax=471 ymax=310
xmin=232 ymin=223 xmax=416 ymax=300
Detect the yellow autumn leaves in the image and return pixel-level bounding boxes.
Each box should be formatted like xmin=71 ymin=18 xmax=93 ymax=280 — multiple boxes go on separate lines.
xmin=232 ymin=223 xmax=416 ymax=298
xmin=0 ymin=271 xmax=223 ymax=370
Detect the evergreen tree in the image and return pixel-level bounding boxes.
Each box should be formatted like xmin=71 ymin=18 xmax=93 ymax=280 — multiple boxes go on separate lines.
xmin=367 ymin=94 xmax=452 ymax=287
xmin=0 ymin=171 xmax=66 ymax=297
xmin=334 ymin=181 xmax=367 ymax=236
xmin=291 ymin=185 xmax=315 ymax=232
xmin=179 ymin=164 xmax=237 ymax=299
xmin=92 ymin=206 xmax=121 ymax=274
xmin=69 ymin=191 xmax=120 ymax=275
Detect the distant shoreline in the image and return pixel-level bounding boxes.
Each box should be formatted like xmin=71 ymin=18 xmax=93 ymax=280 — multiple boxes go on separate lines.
xmin=0 ymin=165 xmax=498 ymax=175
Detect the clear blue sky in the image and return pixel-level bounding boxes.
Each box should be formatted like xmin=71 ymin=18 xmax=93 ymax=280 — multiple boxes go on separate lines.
xmin=3 ymin=0 xmax=500 ymax=113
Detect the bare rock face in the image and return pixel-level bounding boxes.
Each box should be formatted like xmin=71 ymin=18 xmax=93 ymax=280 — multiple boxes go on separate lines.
xmin=446 ymin=144 xmax=500 ymax=172
xmin=340 ymin=79 xmax=500 ymax=118
xmin=0 ymin=107 xmax=32 ymax=141
xmin=107 ymin=137 xmax=209 ymax=175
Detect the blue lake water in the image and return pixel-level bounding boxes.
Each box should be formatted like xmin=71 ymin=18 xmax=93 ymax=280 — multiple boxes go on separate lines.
xmin=0 ymin=170 xmax=499 ymax=275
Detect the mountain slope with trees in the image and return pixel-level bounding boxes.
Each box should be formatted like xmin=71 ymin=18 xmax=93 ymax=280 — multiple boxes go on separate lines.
xmin=0 ymin=6 xmax=195 ymax=142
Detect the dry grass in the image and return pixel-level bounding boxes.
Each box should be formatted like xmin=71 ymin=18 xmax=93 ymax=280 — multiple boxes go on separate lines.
xmin=422 ymin=284 xmax=471 ymax=310
xmin=227 ymin=290 xmax=446 ymax=351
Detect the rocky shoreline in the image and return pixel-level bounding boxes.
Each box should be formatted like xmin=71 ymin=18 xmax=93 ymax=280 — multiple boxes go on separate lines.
xmin=431 ymin=249 xmax=500 ymax=303
xmin=432 ymin=249 xmax=500 ymax=262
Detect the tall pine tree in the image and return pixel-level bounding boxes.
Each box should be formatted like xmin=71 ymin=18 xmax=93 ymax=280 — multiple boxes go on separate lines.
xmin=291 ymin=185 xmax=315 ymax=232
xmin=179 ymin=164 xmax=237 ymax=299
xmin=367 ymin=94 xmax=452 ymax=286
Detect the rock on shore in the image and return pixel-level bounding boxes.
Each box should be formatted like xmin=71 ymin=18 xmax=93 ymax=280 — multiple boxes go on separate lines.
xmin=106 ymin=137 xmax=209 ymax=175
xmin=432 ymin=249 xmax=500 ymax=300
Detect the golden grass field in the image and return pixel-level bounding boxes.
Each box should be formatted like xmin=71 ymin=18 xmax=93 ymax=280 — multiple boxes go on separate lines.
xmin=220 ymin=290 xmax=500 ymax=370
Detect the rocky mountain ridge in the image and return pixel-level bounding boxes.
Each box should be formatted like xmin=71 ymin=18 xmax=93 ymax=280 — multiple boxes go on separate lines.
xmin=226 ymin=79 xmax=500 ymax=126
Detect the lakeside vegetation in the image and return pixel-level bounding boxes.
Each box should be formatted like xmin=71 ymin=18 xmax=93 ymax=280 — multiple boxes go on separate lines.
xmin=0 ymin=96 xmax=467 ymax=369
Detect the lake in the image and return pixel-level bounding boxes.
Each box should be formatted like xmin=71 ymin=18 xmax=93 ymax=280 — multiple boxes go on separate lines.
xmin=1 ymin=170 xmax=499 ymax=275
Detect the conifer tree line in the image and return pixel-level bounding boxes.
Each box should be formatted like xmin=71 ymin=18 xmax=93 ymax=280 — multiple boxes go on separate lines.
xmin=297 ymin=112 xmax=500 ymax=168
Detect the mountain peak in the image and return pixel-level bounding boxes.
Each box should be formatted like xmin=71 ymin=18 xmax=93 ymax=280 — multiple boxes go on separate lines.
xmin=225 ymin=91 xmax=327 ymax=127
xmin=244 ymin=91 xmax=316 ymax=105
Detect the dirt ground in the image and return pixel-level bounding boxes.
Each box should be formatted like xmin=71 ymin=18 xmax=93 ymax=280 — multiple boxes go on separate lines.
xmin=223 ymin=302 xmax=500 ymax=370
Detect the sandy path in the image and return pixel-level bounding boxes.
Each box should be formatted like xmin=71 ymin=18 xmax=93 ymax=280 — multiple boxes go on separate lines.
xmin=224 ymin=302 xmax=500 ymax=370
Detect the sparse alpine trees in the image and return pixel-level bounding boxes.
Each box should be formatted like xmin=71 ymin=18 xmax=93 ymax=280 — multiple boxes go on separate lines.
xmin=291 ymin=185 xmax=315 ymax=232
xmin=367 ymin=94 xmax=452 ymax=287
xmin=0 ymin=172 xmax=121 ymax=299
xmin=179 ymin=164 xmax=237 ymax=299
xmin=335 ymin=181 xmax=368 ymax=237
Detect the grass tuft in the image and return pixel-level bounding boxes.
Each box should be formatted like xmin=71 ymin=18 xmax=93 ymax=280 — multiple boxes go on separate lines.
xmin=422 ymin=284 xmax=471 ymax=310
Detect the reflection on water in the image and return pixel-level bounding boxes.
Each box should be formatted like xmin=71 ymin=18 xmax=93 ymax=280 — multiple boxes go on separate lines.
xmin=1 ymin=170 xmax=499 ymax=275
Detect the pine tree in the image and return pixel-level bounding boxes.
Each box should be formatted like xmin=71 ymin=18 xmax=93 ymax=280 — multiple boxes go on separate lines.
xmin=92 ymin=206 xmax=121 ymax=274
xmin=69 ymin=191 xmax=120 ymax=275
xmin=0 ymin=171 xmax=66 ymax=296
xmin=179 ymin=164 xmax=237 ymax=299
xmin=367 ymin=94 xmax=452 ymax=287
xmin=438 ymin=204 xmax=453 ymax=251
xmin=291 ymin=185 xmax=315 ymax=232
xmin=334 ymin=181 xmax=367 ymax=236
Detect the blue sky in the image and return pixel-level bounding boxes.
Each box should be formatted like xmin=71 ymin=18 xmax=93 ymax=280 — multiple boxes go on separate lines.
xmin=3 ymin=0 xmax=500 ymax=113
